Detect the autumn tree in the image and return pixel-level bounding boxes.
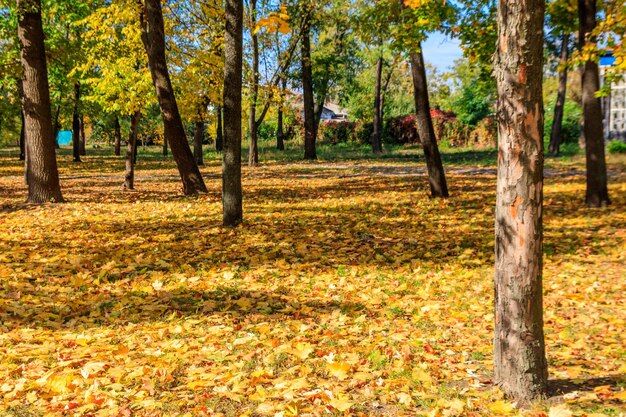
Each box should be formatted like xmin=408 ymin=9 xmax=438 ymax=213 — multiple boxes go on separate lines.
xmin=222 ymin=0 xmax=244 ymax=226
xmin=402 ymin=0 xmax=452 ymax=198
xmin=17 ymin=0 xmax=63 ymax=203
xmin=578 ymin=0 xmax=610 ymax=207
xmin=141 ymin=0 xmax=207 ymax=196
xmin=494 ymin=0 xmax=547 ymax=403
xmin=546 ymin=0 xmax=577 ymax=155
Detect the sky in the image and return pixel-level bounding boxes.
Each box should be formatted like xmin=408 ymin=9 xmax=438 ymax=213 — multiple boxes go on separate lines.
xmin=421 ymin=31 xmax=464 ymax=71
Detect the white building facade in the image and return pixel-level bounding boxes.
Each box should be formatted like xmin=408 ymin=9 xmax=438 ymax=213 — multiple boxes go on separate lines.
xmin=600 ymin=53 xmax=626 ymax=141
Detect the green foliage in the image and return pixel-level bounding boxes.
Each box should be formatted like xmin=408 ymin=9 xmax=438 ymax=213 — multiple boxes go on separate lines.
xmin=544 ymin=100 xmax=582 ymax=145
xmin=608 ymin=140 xmax=626 ymax=154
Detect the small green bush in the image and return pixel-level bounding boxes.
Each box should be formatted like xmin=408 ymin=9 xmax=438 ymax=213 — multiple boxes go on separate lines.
xmin=608 ymin=140 xmax=626 ymax=154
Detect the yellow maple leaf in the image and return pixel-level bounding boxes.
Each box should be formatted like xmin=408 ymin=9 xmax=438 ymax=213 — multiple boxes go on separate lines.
xmin=327 ymin=362 xmax=351 ymax=380
xmin=329 ymin=396 xmax=353 ymax=412
xmin=548 ymin=404 xmax=573 ymax=417
xmin=488 ymin=400 xmax=515 ymax=415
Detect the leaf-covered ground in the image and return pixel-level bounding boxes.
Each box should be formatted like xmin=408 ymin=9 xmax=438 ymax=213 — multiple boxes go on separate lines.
xmin=0 ymin=147 xmax=625 ymax=417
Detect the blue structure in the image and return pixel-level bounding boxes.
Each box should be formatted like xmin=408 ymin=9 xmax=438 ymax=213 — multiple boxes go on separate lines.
xmin=56 ymin=130 xmax=72 ymax=146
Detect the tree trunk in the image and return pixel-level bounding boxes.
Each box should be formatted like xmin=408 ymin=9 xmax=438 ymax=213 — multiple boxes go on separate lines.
xmin=371 ymin=55 xmax=384 ymax=153
xmin=18 ymin=0 xmax=64 ymax=203
xmin=124 ymin=110 xmax=140 ymax=190
xmin=163 ymin=136 xmax=168 ymax=156
xmin=248 ymin=0 xmax=259 ymax=167
xmin=277 ymin=105 xmax=285 ymax=151
xmin=141 ymin=0 xmax=207 ymax=196
xmin=579 ymin=0 xmax=610 ymax=207
xmin=409 ymin=47 xmax=448 ymax=198
xmin=301 ymin=15 xmax=316 ymax=160
xmin=494 ymin=0 xmax=547 ymax=403
xmin=17 ymin=78 xmax=26 ymax=161
xmin=72 ymin=82 xmax=81 ymax=162
xmin=216 ymin=105 xmax=224 ymax=152
xmin=222 ymin=0 xmax=244 ymax=226
xmin=549 ymin=33 xmax=569 ymax=155
xmin=79 ymin=115 xmax=86 ymax=156
xmin=52 ymin=104 xmax=60 ymax=149
xmin=194 ymin=119 xmax=204 ymax=166
xmin=114 ymin=115 xmax=122 ymax=156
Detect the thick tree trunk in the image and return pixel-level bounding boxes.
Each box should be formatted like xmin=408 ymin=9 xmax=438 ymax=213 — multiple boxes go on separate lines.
xmin=494 ymin=0 xmax=547 ymax=403
xmin=222 ymin=0 xmax=244 ymax=226
xmin=142 ymin=0 xmax=207 ymax=196
xmin=114 ymin=115 xmax=122 ymax=156
xmin=248 ymin=0 xmax=259 ymax=167
xmin=72 ymin=82 xmax=81 ymax=162
xmin=124 ymin=110 xmax=140 ymax=190
xmin=52 ymin=105 xmax=60 ymax=149
xmin=371 ymin=56 xmax=384 ymax=153
xmin=549 ymin=33 xmax=570 ymax=155
xmin=409 ymin=47 xmax=448 ymax=198
xmin=18 ymin=0 xmax=63 ymax=203
xmin=579 ymin=0 xmax=610 ymax=207
xmin=301 ymin=15 xmax=316 ymax=160
xmin=216 ymin=105 xmax=224 ymax=152
xmin=194 ymin=120 xmax=204 ymax=166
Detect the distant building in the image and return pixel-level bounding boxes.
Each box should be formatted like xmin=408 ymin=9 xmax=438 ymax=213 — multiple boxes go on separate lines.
xmin=600 ymin=53 xmax=626 ymax=140
xmin=289 ymin=95 xmax=349 ymax=122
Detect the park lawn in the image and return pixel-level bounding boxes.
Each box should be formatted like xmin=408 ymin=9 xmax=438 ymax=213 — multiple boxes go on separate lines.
xmin=0 ymin=144 xmax=625 ymax=416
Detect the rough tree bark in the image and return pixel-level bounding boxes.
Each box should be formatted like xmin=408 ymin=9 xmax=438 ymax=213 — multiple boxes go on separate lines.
xmin=248 ymin=0 xmax=259 ymax=167
xmin=114 ymin=115 xmax=122 ymax=156
xmin=18 ymin=0 xmax=64 ymax=203
xmin=194 ymin=119 xmax=204 ymax=166
xmin=409 ymin=47 xmax=448 ymax=198
xmin=124 ymin=110 xmax=140 ymax=190
xmin=72 ymin=82 xmax=81 ymax=162
xmin=301 ymin=13 xmax=316 ymax=160
xmin=494 ymin=0 xmax=548 ymax=403
xmin=141 ymin=0 xmax=207 ymax=195
xmin=549 ymin=33 xmax=570 ymax=155
xmin=371 ymin=55 xmax=384 ymax=153
xmin=216 ymin=105 xmax=224 ymax=152
xmin=222 ymin=0 xmax=244 ymax=226
xmin=578 ymin=0 xmax=610 ymax=207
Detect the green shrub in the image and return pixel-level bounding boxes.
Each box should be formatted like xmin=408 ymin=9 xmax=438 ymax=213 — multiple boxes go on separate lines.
xmin=608 ymin=140 xmax=626 ymax=154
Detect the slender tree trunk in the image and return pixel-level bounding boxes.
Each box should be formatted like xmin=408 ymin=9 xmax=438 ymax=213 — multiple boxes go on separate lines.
xmin=216 ymin=105 xmax=224 ymax=152
xmin=18 ymin=0 xmax=63 ymax=203
xmin=248 ymin=0 xmax=259 ymax=167
xmin=222 ymin=0 xmax=244 ymax=226
xmin=141 ymin=0 xmax=207 ymax=196
xmin=409 ymin=47 xmax=448 ymax=198
xmin=494 ymin=0 xmax=547 ymax=403
xmin=277 ymin=105 xmax=285 ymax=151
xmin=163 ymin=137 xmax=168 ymax=156
xmin=19 ymin=110 xmax=26 ymax=161
xmin=194 ymin=119 xmax=204 ymax=166
xmin=301 ymin=15 xmax=316 ymax=160
xmin=72 ymin=82 xmax=81 ymax=162
xmin=114 ymin=115 xmax=122 ymax=156
xmin=124 ymin=110 xmax=140 ymax=190
xmin=549 ymin=33 xmax=570 ymax=155
xmin=371 ymin=55 xmax=384 ymax=153
xmin=579 ymin=0 xmax=610 ymax=207
xmin=277 ymin=76 xmax=286 ymax=151
xmin=17 ymin=78 xmax=25 ymax=161
xmin=79 ymin=115 xmax=86 ymax=155
xmin=52 ymin=105 xmax=60 ymax=149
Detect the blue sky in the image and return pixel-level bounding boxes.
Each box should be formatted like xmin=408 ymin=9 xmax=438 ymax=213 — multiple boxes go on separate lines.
xmin=421 ymin=31 xmax=464 ymax=71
